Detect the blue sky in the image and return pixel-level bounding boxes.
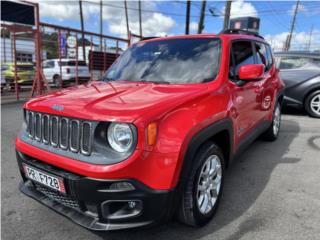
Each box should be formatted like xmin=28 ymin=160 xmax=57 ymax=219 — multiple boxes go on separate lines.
xmin=39 ymin=0 xmax=320 ymax=51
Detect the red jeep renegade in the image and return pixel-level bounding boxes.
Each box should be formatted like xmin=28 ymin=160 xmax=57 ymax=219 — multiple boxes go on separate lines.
xmin=16 ymin=29 xmax=284 ymax=230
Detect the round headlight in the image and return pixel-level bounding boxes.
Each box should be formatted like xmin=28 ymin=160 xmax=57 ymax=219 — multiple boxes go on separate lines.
xmin=107 ymin=123 xmax=134 ymax=153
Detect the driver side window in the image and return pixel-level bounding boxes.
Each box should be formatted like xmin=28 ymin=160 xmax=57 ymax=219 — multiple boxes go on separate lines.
xmin=229 ymin=41 xmax=255 ymax=81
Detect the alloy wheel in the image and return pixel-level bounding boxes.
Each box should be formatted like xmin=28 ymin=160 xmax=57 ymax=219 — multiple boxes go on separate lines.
xmin=273 ymin=104 xmax=281 ymax=136
xmin=310 ymin=93 xmax=320 ymax=116
xmin=196 ymin=155 xmax=222 ymax=214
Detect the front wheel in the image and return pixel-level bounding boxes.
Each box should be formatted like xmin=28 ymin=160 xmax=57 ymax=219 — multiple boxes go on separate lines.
xmin=261 ymin=102 xmax=281 ymax=141
xmin=305 ymin=90 xmax=320 ymax=118
xmin=177 ymin=142 xmax=225 ymax=227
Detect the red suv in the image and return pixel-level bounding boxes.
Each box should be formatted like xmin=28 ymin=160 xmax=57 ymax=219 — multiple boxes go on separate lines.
xmin=16 ymin=30 xmax=284 ymax=230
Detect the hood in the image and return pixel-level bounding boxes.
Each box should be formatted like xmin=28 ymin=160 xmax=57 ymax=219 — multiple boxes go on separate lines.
xmin=280 ymin=69 xmax=320 ymax=88
xmin=25 ymin=81 xmax=208 ymax=122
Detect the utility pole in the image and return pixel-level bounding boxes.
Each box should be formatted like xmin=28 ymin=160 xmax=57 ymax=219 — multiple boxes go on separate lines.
xmin=307 ymin=24 xmax=314 ymax=51
xmin=185 ymin=0 xmax=191 ymax=34
xmin=124 ymin=0 xmax=130 ymax=40
xmin=198 ymin=0 xmax=206 ymax=34
xmin=79 ymin=0 xmax=86 ymax=61
xmin=138 ymin=0 xmax=142 ymax=37
xmin=285 ymin=0 xmax=300 ymax=51
xmin=223 ymin=0 xmax=232 ymax=29
xmin=100 ymin=0 xmax=103 ymax=48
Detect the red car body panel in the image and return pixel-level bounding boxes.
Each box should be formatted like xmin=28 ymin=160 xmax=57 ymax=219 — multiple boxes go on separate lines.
xmin=17 ymin=34 xmax=285 ymax=191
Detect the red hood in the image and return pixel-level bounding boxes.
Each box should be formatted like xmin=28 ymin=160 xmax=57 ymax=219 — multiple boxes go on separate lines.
xmin=25 ymin=81 xmax=208 ymax=122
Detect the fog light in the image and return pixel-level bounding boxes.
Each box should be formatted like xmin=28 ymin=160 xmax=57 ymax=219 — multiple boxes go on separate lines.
xmin=128 ymin=201 xmax=137 ymax=209
xmin=101 ymin=200 xmax=143 ymax=220
xmin=109 ymin=182 xmax=135 ymax=192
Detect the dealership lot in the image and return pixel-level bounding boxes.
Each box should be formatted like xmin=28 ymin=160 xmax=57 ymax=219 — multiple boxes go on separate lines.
xmin=1 ymin=103 xmax=320 ymax=240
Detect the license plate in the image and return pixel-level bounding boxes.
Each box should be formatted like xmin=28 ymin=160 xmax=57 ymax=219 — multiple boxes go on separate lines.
xmin=23 ymin=164 xmax=66 ymax=194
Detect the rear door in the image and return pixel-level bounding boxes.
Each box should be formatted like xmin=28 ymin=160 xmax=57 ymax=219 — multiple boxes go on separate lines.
xmin=229 ymin=40 xmax=261 ymax=141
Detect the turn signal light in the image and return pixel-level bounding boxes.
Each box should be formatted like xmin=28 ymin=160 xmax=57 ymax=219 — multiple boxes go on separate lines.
xmin=147 ymin=122 xmax=157 ymax=146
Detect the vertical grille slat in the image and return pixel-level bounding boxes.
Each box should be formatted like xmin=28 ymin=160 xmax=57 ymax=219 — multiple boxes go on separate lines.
xmin=42 ymin=115 xmax=50 ymax=144
xmin=50 ymin=116 xmax=59 ymax=147
xmin=81 ymin=122 xmax=92 ymax=155
xmin=35 ymin=113 xmax=42 ymax=141
xmin=27 ymin=111 xmax=34 ymax=138
xmin=59 ymin=118 xmax=69 ymax=150
xmin=70 ymin=120 xmax=80 ymax=153
xmin=26 ymin=111 xmax=93 ymax=156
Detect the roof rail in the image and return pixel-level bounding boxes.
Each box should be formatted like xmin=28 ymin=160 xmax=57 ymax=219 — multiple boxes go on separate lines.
xmin=140 ymin=37 xmax=159 ymax=41
xmin=219 ymin=28 xmax=264 ymax=39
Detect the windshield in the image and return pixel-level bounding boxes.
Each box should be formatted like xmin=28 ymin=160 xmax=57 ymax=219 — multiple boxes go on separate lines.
xmin=59 ymin=61 xmax=87 ymax=66
xmin=103 ymin=38 xmax=221 ymax=84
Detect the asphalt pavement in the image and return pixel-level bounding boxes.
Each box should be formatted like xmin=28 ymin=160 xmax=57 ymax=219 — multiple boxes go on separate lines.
xmin=1 ymin=103 xmax=320 ymax=240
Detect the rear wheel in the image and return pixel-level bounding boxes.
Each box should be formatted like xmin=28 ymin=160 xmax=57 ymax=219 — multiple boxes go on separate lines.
xmin=261 ymin=102 xmax=281 ymax=141
xmin=305 ymin=90 xmax=320 ymax=118
xmin=177 ymin=142 xmax=225 ymax=227
xmin=53 ymin=75 xmax=62 ymax=88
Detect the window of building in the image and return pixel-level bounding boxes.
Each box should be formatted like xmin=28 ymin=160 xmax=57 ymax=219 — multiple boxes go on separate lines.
xmin=16 ymin=52 xmax=32 ymax=63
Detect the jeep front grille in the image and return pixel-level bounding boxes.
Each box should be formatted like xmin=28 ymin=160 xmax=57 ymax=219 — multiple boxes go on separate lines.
xmin=26 ymin=110 xmax=92 ymax=155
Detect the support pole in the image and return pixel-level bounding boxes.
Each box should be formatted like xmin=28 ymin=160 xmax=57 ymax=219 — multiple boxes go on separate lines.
xmin=185 ymin=0 xmax=191 ymax=34
xmin=58 ymin=29 xmax=63 ymax=88
xmin=30 ymin=3 xmax=50 ymax=98
xmin=100 ymin=0 xmax=103 ymax=48
xmin=284 ymin=0 xmax=300 ymax=51
xmin=223 ymin=0 xmax=232 ymax=30
xmin=76 ymin=33 xmax=79 ymax=85
xmin=79 ymin=0 xmax=86 ymax=61
xmin=198 ymin=0 xmax=206 ymax=34
xmin=12 ymin=31 xmax=19 ymax=100
xmin=138 ymin=0 xmax=142 ymax=38
xmin=307 ymin=24 xmax=314 ymax=51
xmin=124 ymin=0 xmax=130 ymax=40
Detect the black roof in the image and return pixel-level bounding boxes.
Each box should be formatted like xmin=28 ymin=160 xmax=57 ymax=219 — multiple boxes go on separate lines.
xmin=219 ymin=28 xmax=264 ymax=39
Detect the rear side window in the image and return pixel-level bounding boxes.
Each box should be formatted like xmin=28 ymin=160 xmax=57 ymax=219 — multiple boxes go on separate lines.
xmin=229 ymin=41 xmax=255 ymax=80
xmin=254 ymin=42 xmax=270 ymax=71
xmin=266 ymin=45 xmax=274 ymax=69
xmin=279 ymin=57 xmax=320 ymax=70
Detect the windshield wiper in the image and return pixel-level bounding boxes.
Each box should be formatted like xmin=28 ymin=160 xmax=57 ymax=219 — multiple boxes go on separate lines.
xmin=139 ymin=80 xmax=171 ymax=84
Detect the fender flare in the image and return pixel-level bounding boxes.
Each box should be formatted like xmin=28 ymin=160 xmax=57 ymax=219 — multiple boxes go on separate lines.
xmin=175 ymin=118 xmax=234 ymax=190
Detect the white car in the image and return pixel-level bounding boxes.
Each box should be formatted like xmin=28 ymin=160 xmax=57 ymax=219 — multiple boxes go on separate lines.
xmin=42 ymin=59 xmax=91 ymax=87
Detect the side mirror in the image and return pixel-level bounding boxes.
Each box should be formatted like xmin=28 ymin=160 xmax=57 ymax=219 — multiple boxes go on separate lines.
xmin=238 ymin=64 xmax=264 ymax=81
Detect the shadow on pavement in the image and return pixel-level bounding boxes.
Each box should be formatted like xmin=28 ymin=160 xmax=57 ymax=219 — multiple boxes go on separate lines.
xmin=94 ymin=119 xmax=301 ymax=240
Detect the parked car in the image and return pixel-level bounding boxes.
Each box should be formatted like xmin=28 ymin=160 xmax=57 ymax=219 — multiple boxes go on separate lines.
xmin=274 ymin=51 xmax=320 ymax=118
xmin=16 ymin=30 xmax=284 ymax=231
xmin=4 ymin=62 xmax=35 ymax=86
xmin=42 ymin=59 xmax=90 ymax=87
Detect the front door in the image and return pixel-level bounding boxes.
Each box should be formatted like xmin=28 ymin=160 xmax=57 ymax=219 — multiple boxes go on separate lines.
xmin=228 ymin=40 xmax=261 ymax=143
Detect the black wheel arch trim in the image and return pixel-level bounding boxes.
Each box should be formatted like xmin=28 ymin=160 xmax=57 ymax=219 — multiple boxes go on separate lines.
xmin=177 ymin=118 xmax=233 ymax=190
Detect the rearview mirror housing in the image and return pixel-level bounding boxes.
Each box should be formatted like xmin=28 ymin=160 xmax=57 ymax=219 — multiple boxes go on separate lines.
xmin=238 ymin=64 xmax=264 ymax=81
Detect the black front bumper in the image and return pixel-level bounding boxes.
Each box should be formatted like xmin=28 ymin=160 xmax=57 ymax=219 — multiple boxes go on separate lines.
xmin=17 ymin=151 xmax=175 ymax=231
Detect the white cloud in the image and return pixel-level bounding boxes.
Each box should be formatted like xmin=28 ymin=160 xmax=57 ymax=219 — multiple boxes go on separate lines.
xmin=288 ymin=3 xmax=308 ymax=15
xmin=36 ymin=0 xmax=176 ymax=37
xmin=265 ymin=30 xmax=320 ymax=51
xmin=190 ymin=22 xmax=198 ymax=32
xmin=222 ymin=0 xmax=258 ymax=19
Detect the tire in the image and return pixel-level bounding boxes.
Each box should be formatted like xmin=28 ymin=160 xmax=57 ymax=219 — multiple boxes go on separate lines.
xmin=261 ymin=102 xmax=281 ymax=141
xmin=53 ymin=75 xmax=62 ymax=88
xmin=177 ymin=141 xmax=225 ymax=227
xmin=304 ymin=90 xmax=320 ymax=118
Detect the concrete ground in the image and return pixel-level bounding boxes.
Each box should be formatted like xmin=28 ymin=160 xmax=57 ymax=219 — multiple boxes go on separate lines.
xmin=1 ymin=103 xmax=320 ymax=240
